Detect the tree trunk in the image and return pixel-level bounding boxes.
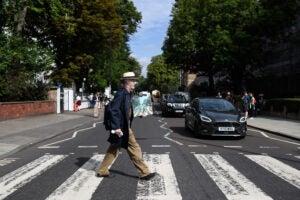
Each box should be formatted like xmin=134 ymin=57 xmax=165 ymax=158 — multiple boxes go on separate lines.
xmin=231 ymin=65 xmax=245 ymax=95
xmin=14 ymin=0 xmax=28 ymax=36
xmin=208 ymin=69 xmax=215 ymax=96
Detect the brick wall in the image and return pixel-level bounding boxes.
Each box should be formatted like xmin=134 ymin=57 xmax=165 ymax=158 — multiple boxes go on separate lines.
xmin=0 ymin=101 xmax=57 ymax=121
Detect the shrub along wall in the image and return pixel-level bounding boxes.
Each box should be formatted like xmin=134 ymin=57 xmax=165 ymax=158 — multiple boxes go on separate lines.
xmin=0 ymin=101 xmax=56 ymax=121
xmin=263 ymin=98 xmax=300 ymax=120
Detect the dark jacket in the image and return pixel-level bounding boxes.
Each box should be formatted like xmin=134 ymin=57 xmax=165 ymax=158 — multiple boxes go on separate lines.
xmin=107 ymin=88 xmax=133 ymax=149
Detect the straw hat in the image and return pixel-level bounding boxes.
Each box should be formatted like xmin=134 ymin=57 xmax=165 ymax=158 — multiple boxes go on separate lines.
xmin=120 ymin=72 xmax=138 ymax=80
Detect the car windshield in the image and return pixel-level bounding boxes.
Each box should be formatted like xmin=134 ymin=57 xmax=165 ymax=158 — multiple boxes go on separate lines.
xmin=167 ymin=95 xmax=187 ymax=103
xmin=199 ymin=99 xmax=236 ymax=112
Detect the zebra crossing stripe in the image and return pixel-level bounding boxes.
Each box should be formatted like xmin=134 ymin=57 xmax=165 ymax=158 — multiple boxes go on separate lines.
xmin=0 ymin=155 xmax=67 ymax=200
xmin=46 ymin=154 xmax=106 ymax=200
xmin=246 ymin=155 xmax=300 ymax=189
xmin=194 ymin=154 xmax=272 ymax=200
xmin=136 ymin=154 xmax=182 ymax=200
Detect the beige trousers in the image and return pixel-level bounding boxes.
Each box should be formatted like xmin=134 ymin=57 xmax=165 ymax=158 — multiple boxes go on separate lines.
xmin=98 ymin=128 xmax=150 ymax=177
xmin=93 ymin=102 xmax=99 ymax=117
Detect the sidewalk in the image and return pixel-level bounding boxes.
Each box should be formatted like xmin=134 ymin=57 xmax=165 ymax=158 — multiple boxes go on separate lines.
xmin=0 ymin=109 xmax=103 ymax=159
xmin=247 ymin=116 xmax=300 ymax=140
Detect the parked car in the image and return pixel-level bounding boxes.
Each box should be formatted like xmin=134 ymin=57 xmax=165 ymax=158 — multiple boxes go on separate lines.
xmin=185 ymin=98 xmax=247 ymax=138
xmin=160 ymin=94 xmax=189 ymax=116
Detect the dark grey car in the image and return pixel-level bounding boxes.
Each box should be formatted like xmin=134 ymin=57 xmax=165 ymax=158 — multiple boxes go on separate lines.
xmin=160 ymin=94 xmax=189 ymax=116
xmin=185 ymin=98 xmax=247 ymax=138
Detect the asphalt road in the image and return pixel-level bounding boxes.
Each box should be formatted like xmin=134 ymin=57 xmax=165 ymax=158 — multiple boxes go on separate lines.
xmin=0 ymin=109 xmax=299 ymax=200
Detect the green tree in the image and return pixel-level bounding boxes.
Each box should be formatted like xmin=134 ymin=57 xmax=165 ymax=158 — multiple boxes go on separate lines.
xmin=0 ymin=34 xmax=53 ymax=101
xmin=0 ymin=0 xmax=142 ymax=101
xmin=0 ymin=0 xmax=54 ymax=101
xmin=163 ymin=0 xmax=299 ymax=94
xmin=147 ymin=55 xmax=179 ymax=93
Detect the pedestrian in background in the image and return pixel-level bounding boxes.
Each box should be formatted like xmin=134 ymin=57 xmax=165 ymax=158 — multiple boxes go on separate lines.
xmin=97 ymin=72 xmax=156 ymax=181
xmin=89 ymin=93 xmax=94 ymax=109
xmin=249 ymin=92 xmax=256 ymax=118
xmin=241 ymin=92 xmax=250 ymax=118
xmin=216 ymin=92 xmax=222 ymax=98
xmin=74 ymin=94 xmax=81 ymax=112
xmin=93 ymin=92 xmax=100 ymax=118
xmin=225 ymin=91 xmax=234 ymax=105
xmin=256 ymin=93 xmax=264 ymax=115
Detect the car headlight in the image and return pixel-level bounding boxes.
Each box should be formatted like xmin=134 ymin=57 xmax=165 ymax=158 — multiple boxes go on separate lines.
xmin=240 ymin=117 xmax=247 ymax=123
xmin=167 ymin=103 xmax=173 ymax=107
xmin=200 ymin=115 xmax=212 ymax=123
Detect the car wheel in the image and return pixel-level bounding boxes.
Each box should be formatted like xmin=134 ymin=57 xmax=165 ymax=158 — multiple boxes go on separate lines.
xmin=193 ymin=122 xmax=200 ymax=136
xmin=161 ymin=109 xmax=165 ymax=117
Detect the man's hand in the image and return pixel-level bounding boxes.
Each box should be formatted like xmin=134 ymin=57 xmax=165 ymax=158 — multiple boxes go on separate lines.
xmin=115 ymin=129 xmax=122 ymax=136
xmin=139 ymin=114 xmax=147 ymax=118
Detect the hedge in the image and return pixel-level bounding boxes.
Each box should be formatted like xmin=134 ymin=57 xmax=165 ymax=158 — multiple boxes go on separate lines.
xmin=263 ymin=98 xmax=300 ymax=113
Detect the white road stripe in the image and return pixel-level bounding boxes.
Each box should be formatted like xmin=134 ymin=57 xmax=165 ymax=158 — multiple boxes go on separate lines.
xmin=38 ymin=146 xmax=60 ymax=149
xmin=159 ymin=119 xmax=183 ymax=146
xmin=194 ymin=154 xmax=272 ymax=200
xmin=0 ymin=158 xmax=20 ymax=167
xmin=46 ymin=154 xmax=107 ymax=200
xmin=152 ymin=145 xmax=171 ymax=148
xmin=188 ymin=145 xmax=207 ymax=148
xmin=248 ymin=128 xmax=300 ymax=146
xmin=38 ymin=122 xmax=103 ymax=149
xmin=224 ymin=146 xmax=243 ymax=148
xmin=246 ymin=155 xmax=300 ymax=189
xmin=0 ymin=155 xmax=67 ymax=200
xmin=78 ymin=146 xmax=98 ymax=148
xmin=259 ymin=146 xmax=280 ymax=149
xmin=136 ymin=154 xmax=182 ymax=200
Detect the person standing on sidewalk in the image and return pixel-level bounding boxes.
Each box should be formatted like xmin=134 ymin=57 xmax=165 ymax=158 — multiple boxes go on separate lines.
xmin=93 ymin=92 xmax=100 ymax=118
xmin=74 ymin=94 xmax=81 ymax=112
xmin=97 ymin=72 xmax=156 ymax=180
xmin=242 ymin=92 xmax=250 ymax=118
xmin=249 ymin=92 xmax=256 ymax=117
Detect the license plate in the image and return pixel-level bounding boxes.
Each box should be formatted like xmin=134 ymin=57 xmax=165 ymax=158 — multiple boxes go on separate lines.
xmin=175 ymin=110 xmax=183 ymax=113
xmin=218 ymin=127 xmax=235 ymax=131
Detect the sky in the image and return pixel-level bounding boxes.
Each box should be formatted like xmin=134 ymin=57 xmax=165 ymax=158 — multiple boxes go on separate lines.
xmin=128 ymin=0 xmax=175 ymax=77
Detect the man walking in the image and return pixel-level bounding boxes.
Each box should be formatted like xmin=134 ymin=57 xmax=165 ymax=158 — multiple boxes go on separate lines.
xmin=97 ymin=72 xmax=156 ymax=180
xmin=242 ymin=91 xmax=250 ymax=119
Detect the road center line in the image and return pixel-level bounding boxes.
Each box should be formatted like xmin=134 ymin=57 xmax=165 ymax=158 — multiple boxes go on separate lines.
xmin=38 ymin=121 xmax=103 ymax=149
xmin=158 ymin=119 xmax=183 ymax=146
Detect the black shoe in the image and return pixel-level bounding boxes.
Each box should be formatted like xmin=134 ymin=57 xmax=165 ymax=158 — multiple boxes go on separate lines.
xmin=140 ymin=172 xmax=157 ymax=181
xmin=96 ymin=173 xmax=115 ymax=178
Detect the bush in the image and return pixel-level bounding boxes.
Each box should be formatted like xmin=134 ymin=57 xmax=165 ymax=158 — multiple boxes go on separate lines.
xmin=263 ymin=98 xmax=300 ymax=113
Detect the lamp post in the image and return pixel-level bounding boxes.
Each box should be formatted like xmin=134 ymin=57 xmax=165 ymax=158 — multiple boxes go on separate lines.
xmin=108 ymin=24 xmax=128 ymax=98
xmin=82 ymin=77 xmax=86 ymax=99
